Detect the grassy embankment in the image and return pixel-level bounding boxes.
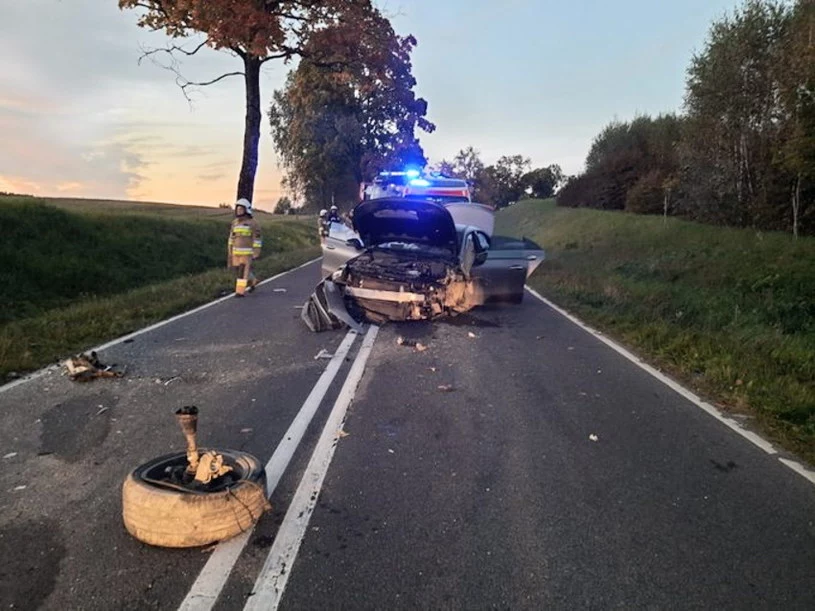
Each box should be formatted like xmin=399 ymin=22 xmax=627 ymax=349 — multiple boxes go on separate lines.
xmin=0 ymin=195 xmax=319 ymax=380
xmin=497 ymin=199 xmax=815 ymax=464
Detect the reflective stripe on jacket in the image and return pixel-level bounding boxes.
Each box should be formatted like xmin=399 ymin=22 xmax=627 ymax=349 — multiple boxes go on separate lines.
xmin=228 ymin=215 xmax=262 ymax=259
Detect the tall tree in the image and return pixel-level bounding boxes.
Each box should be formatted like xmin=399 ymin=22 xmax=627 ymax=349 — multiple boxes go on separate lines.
xmin=778 ymin=0 xmax=815 ymax=237
xmin=119 ymin=0 xmax=377 ymax=204
xmin=476 ymin=155 xmax=531 ymax=208
xmin=452 ymin=147 xmax=485 ymax=187
xmin=682 ymin=0 xmax=791 ymax=228
xmin=268 ymin=9 xmax=433 ymax=211
xmin=522 ymin=165 xmax=564 ymax=199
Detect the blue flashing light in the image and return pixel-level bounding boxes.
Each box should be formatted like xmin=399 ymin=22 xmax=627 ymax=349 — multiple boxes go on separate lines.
xmin=405 ymin=169 xmax=420 ymax=179
xmin=409 ymin=178 xmax=431 ymax=187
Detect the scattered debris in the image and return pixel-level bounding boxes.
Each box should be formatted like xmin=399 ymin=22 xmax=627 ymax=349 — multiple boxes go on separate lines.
xmin=7 ymin=372 xmax=20 ymax=379
xmin=396 ymin=337 xmax=429 ymax=352
xmin=429 ymin=367 xmax=437 ymax=373
xmin=164 ymin=377 xmax=182 ymax=386
xmin=13 ymin=485 xmax=26 ymax=491
xmin=200 ymin=544 xmax=218 ymax=554
xmin=63 ymin=352 xmax=124 ymax=382
xmin=468 ymin=332 xmax=477 ymax=339
xmin=567 ymin=346 xmax=575 ymax=351
xmin=95 ymin=406 xmax=109 ymax=416
xmin=589 ymin=434 xmax=599 ymax=442
xmin=3 ymin=452 xmax=17 ymax=459
xmin=536 ymin=336 xmax=544 ymax=341
xmin=273 ymin=288 xmax=288 ymax=293
xmin=293 ymin=305 xmax=305 ymax=309
xmin=240 ymin=428 xmax=253 ymax=434
xmin=597 ymin=369 xmax=602 ymax=374
xmin=338 ymin=429 xmax=350 ymax=439
xmin=314 ymin=349 xmax=334 ymax=360
xmin=123 ymin=338 xmax=135 ymax=344
xmin=387 ymin=449 xmax=395 ymax=454
xmin=438 ymin=384 xmax=455 ymax=392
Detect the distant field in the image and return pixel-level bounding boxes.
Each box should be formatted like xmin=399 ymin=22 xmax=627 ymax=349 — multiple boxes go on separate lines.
xmin=497 ymin=199 xmax=815 ymax=463
xmin=0 ymin=195 xmax=319 ymax=379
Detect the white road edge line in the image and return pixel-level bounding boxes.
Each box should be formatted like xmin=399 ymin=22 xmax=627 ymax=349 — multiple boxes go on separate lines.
xmin=778 ymin=458 xmax=815 ymax=485
xmin=178 ymin=329 xmax=358 ymax=611
xmin=244 ymin=325 xmax=380 ymax=611
xmin=0 ymin=257 xmax=321 ymax=395
xmin=525 ymin=287 xmax=778 ymax=454
xmin=526 ymin=287 xmax=815 ymax=488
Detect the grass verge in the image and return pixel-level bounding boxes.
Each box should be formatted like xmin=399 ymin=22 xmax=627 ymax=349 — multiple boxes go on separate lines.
xmin=497 ymin=199 xmax=815 ymax=465
xmin=0 ymin=247 xmax=319 ymax=382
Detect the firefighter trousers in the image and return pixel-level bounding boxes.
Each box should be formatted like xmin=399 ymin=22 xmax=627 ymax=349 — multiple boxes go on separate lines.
xmin=231 ymin=254 xmax=257 ymax=296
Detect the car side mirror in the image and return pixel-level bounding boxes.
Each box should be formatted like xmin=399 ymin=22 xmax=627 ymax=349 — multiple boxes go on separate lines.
xmin=346 ymin=238 xmax=364 ymax=250
xmin=472 ymin=233 xmax=489 ymax=266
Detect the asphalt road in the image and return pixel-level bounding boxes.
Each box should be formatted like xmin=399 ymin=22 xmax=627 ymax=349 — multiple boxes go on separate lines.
xmin=1 ymin=259 xmax=813 ymax=610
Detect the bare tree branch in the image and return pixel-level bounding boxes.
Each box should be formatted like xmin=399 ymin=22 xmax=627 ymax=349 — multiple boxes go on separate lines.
xmin=137 ymin=39 xmax=209 ymax=66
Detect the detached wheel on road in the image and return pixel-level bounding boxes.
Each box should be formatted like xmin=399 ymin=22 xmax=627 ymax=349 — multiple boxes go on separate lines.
xmin=122 ymin=449 xmax=268 ymax=548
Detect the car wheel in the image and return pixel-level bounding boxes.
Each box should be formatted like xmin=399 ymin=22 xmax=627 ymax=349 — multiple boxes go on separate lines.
xmin=122 ymin=449 xmax=268 ymax=548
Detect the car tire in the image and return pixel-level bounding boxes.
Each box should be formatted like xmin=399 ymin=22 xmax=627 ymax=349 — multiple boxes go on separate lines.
xmin=122 ymin=449 xmax=268 ymax=548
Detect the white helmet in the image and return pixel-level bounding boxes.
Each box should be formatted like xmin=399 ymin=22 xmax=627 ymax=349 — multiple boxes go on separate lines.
xmin=319 ymin=209 xmax=327 ymax=217
xmin=330 ymin=205 xmax=338 ymax=212
xmin=235 ymin=198 xmax=252 ymax=215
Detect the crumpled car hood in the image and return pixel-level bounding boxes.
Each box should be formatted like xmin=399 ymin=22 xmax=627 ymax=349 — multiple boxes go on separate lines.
xmin=353 ymin=198 xmax=458 ymax=257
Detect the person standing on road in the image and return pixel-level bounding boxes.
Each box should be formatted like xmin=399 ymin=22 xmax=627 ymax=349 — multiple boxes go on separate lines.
xmin=227 ymin=198 xmax=262 ymax=297
xmin=327 ymin=205 xmax=341 ymax=225
xmin=318 ymin=208 xmax=329 ymax=243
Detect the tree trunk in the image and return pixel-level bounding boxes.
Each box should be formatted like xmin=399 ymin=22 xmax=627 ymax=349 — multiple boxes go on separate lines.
xmin=792 ymin=173 xmax=801 ymax=239
xmin=237 ymin=56 xmax=262 ymax=203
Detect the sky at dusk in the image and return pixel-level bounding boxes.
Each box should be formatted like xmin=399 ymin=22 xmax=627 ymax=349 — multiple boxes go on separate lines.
xmin=0 ymin=0 xmax=740 ymax=210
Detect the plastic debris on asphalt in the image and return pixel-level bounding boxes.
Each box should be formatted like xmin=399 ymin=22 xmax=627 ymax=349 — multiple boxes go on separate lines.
xmin=314 ymin=349 xmax=334 ymax=360
xmin=468 ymin=332 xmax=477 ymax=338
xmin=589 ymin=434 xmax=599 ymax=442
xmin=3 ymin=452 xmax=17 ymax=459
xmin=273 ymin=288 xmax=288 ymax=293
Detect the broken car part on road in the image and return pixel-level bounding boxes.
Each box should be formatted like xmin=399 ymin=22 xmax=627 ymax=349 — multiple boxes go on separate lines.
xmin=121 ymin=406 xmax=268 ymax=548
xmin=302 ymin=197 xmax=544 ymax=331
xmin=63 ymin=352 xmax=124 ymax=382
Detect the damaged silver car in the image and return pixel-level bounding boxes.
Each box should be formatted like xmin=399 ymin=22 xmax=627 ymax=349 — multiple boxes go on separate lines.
xmin=301 ymin=197 xmax=544 ymax=332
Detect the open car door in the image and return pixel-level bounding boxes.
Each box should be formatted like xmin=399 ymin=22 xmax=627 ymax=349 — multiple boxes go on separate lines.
xmin=321 ymin=222 xmax=363 ymax=278
xmin=469 ymin=232 xmax=544 ymax=304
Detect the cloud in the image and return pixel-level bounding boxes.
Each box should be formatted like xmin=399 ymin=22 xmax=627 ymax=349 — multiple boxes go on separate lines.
xmin=0 ymin=0 xmax=288 ymax=205
xmin=197 ymin=173 xmax=224 ymax=182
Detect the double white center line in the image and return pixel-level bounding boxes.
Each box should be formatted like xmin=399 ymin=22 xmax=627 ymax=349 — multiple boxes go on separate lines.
xmin=179 ymin=326 xmax=377 ymax=610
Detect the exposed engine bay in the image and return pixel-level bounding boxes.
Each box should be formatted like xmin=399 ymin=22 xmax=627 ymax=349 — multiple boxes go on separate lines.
xmin=301 ymin=248 xmax=475 ymax=332
xmin=338 ymin=249 xmax=473 ymax=324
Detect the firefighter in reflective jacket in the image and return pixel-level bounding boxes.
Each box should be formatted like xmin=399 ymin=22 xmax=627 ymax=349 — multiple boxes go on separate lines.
xmin=318 ymin=208 xmax=329 ymax=242
xmin=227 ymin=198 xmax=262 ymax=296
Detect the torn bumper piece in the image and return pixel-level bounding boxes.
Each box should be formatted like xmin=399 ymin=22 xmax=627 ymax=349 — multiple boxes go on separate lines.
xmin=301 ymin=280 xmax=365 ymax=333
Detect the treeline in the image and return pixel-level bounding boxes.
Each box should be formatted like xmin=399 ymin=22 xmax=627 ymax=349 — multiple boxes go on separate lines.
xmin=560 ymin=0 xmax=815 ymax=236
xmin=433 ymin=147 xmax=564 ymax=208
